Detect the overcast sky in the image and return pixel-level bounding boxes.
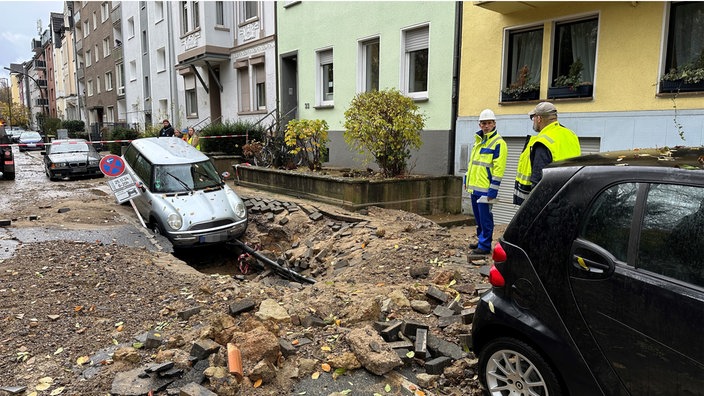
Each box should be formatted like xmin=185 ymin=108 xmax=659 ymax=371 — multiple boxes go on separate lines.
xmin=0 ymin=1 xmax=65 ymax=80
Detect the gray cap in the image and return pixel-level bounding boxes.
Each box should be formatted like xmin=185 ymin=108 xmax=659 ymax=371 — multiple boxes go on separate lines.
xmin=529 ymin=102 xmax=557 ymax=117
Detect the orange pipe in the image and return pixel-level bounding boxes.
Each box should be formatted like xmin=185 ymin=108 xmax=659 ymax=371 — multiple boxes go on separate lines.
xmin=227 ymin=343 xmax=243 ymax=380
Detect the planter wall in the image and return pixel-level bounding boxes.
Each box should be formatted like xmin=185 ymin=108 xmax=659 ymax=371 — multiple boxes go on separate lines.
xmin=547 ymin=84 xmax=593 ymax=99
xmin=232 ymin=165 xmax=463 ymax=215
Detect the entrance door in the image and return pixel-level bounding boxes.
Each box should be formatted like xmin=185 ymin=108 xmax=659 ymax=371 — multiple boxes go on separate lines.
xmin=280 ymin=53 xmax=298 ymax=130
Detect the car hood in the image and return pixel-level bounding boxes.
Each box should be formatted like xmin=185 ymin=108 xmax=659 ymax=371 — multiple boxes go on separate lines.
xmin=157 ymin=188 xmax=244 ymax=225
xmin=48 ymin=152 xmax=100 ymax=162
xmin=20 ymin=137 xmax=42 ymax=143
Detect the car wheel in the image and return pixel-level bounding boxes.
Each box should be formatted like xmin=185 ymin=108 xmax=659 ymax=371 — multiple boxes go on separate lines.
xmin=3 ymin=171 xmax=15 ymax=180
xmin=478 ymin=337 xmax=563 ymax=396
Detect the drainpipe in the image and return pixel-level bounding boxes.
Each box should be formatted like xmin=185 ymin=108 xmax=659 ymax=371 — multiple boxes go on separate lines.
xmin=167 ymin=1 xmax=178 ymax=123
xmin=273 ymin=3 xmax=280 ymax=128
xmin=448 ymin=1 xmax=463 ymax=175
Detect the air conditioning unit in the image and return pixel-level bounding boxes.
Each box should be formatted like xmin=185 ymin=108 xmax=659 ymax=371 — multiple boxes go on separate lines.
xmin=117 ymin=86 xmax=125 ymax=96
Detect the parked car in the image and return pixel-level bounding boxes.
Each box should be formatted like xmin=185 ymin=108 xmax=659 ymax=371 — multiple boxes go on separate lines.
xmin=0 ymin=126 xmax=15 ymax=180
xmin=122 ymin=137 xmax=248 ymax=248
xmin=42 ymin=139 xmax=103 ymax=180
xmin=18 ymin=131 xmax=44 ymax=152
xmin=471 ymin=147 xmax=704 ymax=396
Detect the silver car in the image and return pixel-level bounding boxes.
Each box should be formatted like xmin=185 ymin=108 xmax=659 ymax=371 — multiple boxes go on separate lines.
xmin=42 ymin=139 xmax=103 ymax=180
xmin=122 ymin=137 xmax=248 ymax=248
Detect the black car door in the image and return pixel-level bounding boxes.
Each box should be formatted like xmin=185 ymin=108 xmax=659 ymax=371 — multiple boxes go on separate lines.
xmin=569 ymin=181 xmax=704 ymax=395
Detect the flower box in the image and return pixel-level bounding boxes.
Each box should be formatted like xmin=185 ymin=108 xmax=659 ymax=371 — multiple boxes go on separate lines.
xmin=501 ymin=90 xmax=540 ymax=102
xmin=659 ymin=79 xmax=704 ymax=93
xmin=547 ymin=85 xmax=593 ymax=99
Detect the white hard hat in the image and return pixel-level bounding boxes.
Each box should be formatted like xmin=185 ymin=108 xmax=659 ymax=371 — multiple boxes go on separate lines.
xmin=479 ymin=109 xmax=496 ymax=121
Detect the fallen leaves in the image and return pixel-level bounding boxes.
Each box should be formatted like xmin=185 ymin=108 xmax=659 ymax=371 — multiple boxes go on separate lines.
xmin=76 ymin=355 xmax=90 ymax=365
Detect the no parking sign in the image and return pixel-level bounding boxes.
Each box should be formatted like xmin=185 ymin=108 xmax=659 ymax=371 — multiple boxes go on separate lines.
xmin=99 ymin=154 xmax=126 ymax=177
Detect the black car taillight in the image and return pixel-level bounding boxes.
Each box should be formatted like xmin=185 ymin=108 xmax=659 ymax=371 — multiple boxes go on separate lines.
xmin=488 ymin=242 xmax=507 ymax=287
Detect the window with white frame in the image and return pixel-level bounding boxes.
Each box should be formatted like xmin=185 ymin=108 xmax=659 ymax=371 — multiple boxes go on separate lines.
xmin=128 ymin=17 xmax=135 ymax=38
xmin=105 ymin=71 xmax=113 ymax=91
xmin=85 ymin=49 xmax=92 ymax=67
xmin=96 ymin=76 xmax=101 ymax=94
xmin=83 ymin=20 xmax=89 ymax=38
xmin=129 ymin=60 xmax=137 ymax=81
xmin=503 ymin=26 xmax=543 ymax=98
xmin=94 ymin=44 xmax=99 ymax=62
xmin=101 ymin=2 xmax=109 ymax=22
xmin=236 ymin=61 xmax=250 ymax=112
xmin=551 ymin=17 xmax=598 ymax=87
xmin=157 ymin=48 xmax=166 ymax=72
xmin=107 ymin=106 xmax=114 ymax=122
xmin=92 ymin=12 xmax=97 ymax=30
xmin=317 ymin=49 xmax=334 ymax=105
xmin=103 ymin=37 xmax=111 ymax=57
xmin=180 ymin=1 xmax=189 ymax=35
xmin=244 ymin=2 xmax=258 ymax=21
xmin=216 ymin=1 xmax=225 ymax=25
xmin=184 ymin=75 xmax=198 ymax=117
xmin=155 ymin=1 xmax=164 ymax=21
xmin=116 ymin=63 xmax=125 ymax=94
xmin=87 ymin=79 xmax=93 ymax=96
xmin=254 ymin=63 xmax=266 ymax=110
xmin=662 ymin=2 xmax=704 ymax=90
xmin=192 ymin=1 xmax=200 ymax=29
xmin=360 ymin=38 xmax=379 ymax=92
xmin=403 ymin=26 xmax=429 ymax=98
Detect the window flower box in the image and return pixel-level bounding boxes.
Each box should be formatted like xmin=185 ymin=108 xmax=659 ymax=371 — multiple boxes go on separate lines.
xmin=501 ymin=90 xmax=539 ymax=102
xmin=547 ymin=84 xmax=593 ymax=99
xmin=659 ymin=79 xmax=704 ymax=93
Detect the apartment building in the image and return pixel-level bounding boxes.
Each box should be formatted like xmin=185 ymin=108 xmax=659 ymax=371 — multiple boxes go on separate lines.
xmin=52 ymin=7 xmax=80 ymax=121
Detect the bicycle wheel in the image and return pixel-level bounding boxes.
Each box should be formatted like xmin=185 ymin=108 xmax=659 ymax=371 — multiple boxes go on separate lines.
xmin=259 ymin=148 xmax=274 ymax=167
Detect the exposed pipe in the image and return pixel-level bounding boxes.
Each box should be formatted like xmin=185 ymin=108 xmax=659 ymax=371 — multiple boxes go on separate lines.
xmin=229 ymin=239 xmax=316 ymax=284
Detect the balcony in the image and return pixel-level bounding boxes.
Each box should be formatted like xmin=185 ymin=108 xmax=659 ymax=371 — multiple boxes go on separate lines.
xmin=34 ymin=60 xmax=46 ymax=69
xmin=111 ymin=3 xmax=121 ymax=25
xmin=75 ymin=38 xmax=82 ymax=52
xmin=32 ymin=39 xmax=42 ymax=52
xmin=35 ymin=98 xmax=49 ymax=106
xmin=37 ymin=79 xmax=48 ymax=88
xmin=117 ymin=86 xmax=125 ymax=97
xmin=113 ymin=46 xmax=123 ymax=62
xmin=76 ymin=68 xmax=84 ymax=80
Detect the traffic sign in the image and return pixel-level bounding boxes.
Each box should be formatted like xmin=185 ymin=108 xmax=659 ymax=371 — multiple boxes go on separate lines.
xmin=107 ymin=173 xmax=141 ymax=204
xmin=99 ymin=154 xmax=126 ymax=177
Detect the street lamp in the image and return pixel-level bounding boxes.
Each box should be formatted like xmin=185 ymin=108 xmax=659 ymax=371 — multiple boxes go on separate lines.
xmin=4 ymin=66 xmax=48 ymax=130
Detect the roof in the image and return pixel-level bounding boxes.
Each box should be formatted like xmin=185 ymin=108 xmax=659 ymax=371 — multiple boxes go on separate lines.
xmin=555 ymin=146 xmax=704 ymax=170
xmin=129 ymin=137 xmax=208 ymax=165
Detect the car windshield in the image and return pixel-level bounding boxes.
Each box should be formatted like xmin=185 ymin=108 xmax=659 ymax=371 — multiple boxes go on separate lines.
xmin=21 ymin=132 xmax=41 ymax=140
xmin=50 ymin=142 xmax=90 ymax=154
xmin=152 ymin=160 xmax=221 ymax=193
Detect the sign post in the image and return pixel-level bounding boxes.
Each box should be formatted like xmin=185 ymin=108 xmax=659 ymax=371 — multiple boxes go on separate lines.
xmin=100 ymin=154 xmax=146 ymax=228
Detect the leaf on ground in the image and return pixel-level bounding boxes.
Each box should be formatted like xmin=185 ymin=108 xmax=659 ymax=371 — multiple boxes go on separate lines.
xmin=53 ymin=347 xmax=63 ymax=355
xmin=385 ymin=383 xmax=392 ymax=392
xmin=50 ymin=387 xmax=65 ymax=395
xmin=415 ymin=391 xmax=426 ymax=396
xmin=292 ymin=339 xmax=300 ymax=345
xmin=321 ymin=363 xmax=331 ymax=372
xmin=76 ymin=355 xmax=90 ymax=365
xmin=114 ymin=321 xmax=124 ymax=327
xmin=406 ymin=351 xmax=415 ymax=358
xmin=321 ymin=346 xmax=331 ymax=352
xmin=339 ymin=390 xmax=352 ymax=395
xmin=74 ymin=306 xmax=83 ymax=312
xmin=332 ymin=367 xmax=346 ymax=380
xmin=35 ymin=383 xmax=51 ymax=391
xmin=311 ymin=371 xmax=320 ymax=380
xmin=253 ymin=378 xmax=263 ymax=388
xmin=132 ymin=342 xmax=144 ymax=349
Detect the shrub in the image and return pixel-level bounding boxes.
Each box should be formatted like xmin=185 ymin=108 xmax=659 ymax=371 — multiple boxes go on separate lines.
xmin=108 ymin=127 xmax=140 ymax=155
xmin=43 ymin=117 xmax=62 ymax=137
xmin=343 ymin=88 xmax=426 ymax=177
xmin=199 ymin=121 xmax=266 ymax=155
xmin=284 ymin=119 xmax=329 ymax=170
xmin=62 ymin=120 xmax=85 ymax=138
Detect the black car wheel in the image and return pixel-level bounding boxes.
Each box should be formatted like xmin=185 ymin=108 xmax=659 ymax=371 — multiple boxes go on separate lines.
xmin=479 ymin=337 xmax=562 ymax=396
xmin=3 ymin=171 xmax=15 ymax=180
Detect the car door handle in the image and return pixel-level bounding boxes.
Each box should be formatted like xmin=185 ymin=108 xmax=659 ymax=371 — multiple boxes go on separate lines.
xmin=573 ymin=255 xmax=607 ymax=274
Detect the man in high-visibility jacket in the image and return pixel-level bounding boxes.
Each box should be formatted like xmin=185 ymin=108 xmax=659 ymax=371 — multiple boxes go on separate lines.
xmin=513 ymin=102 xmax=581 ymax=205
xmin=466 ymin=109 xmax=507 ymax=258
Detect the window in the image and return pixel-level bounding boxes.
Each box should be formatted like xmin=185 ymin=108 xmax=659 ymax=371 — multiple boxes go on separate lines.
xmin=551 ymin=17 xmax=598 ymax=87
xmin=581 ymin=183 xmax=638 ymax=262
xmin=504 ymin=27 xmax=543 ymax=99
xmin=237 ymin=62 xmax=250 ymax=112
xmin=184 ymin=75 xmax=197 ymax=116
xmin=101 ymin=2 xmax=109 ymax=22
xmin=192 ymin=1 xmax=200 ymax=29
xmin=254 ymin=63 xmax=266 ymax=110
xmin=155 ymin=1 xmax=164 ymax=21
xmin=141 ymin=31 xmax=148 ymax=54
xmin=140 ymin=1 xmax=145 ymax=10
xmin=129 ymin=60 xmax=137 ymax=81
xmin=244 ymin=2 xmax=257 ymax=20
xmin=180 ymin=1 xmax=189 ymax=35
xmin=144 ymin=76 xmax=150 ymax=99
xmin=107 ymin=106 xmax=114 ymax=123
xmin=94 ymin=45 xmax=99 ymax=62
xmin=662 ymin=2 xmax=704 ymax=89
xmin=85 ymin=49 xmax=92 ymax=67
xmin=116 ymin=63 xmax=125 ymax=94
xmin=96 ymin=76 xmax=101 ymax=94
xmin=215 ymin=1 xmax=224 ymax=25
xmin=105 ymin=71 xmax=113 ymax=91
xmin=103 ymin=37 xmax=111 ymax=57
xmin=92 ymin=12 xmax=97 ymax=30
xmin=317 ymin=49 xmax=334 ymax=105
xmin=128 ymin=17 xmax=135 ymax=38
xmin=87 ymin=79 xmax=93 ymax=96
xmin=83 ymin=21 xmax=89 ymax=38
xmin=638 ymin=184 xmax=704 ymax=287
xmin=360 ymin=38 xmax=379 ymax=92
xmin=157 ymin=48 xmax=166 ymax=72
xmin=403 ymin=26 xmax=429 ymax=98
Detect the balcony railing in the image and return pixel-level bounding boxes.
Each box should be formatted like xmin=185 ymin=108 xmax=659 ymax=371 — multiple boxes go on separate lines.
xmin=111 ymin=3 xmax=121 ymax=25
xmin=76 ymin=68 xmax=84 ymax=80
xmin=75 ymin=38 xmax=82 ymax=52
xmin=35 ymin=98 xmax=49 ymax=106
xmin=113 ymin=46 xmax=123 ymax=62
xmin=34 ymin=60 xmax=46 ymax=69
xmin=37 ymin=79 xmax=48 ymax=88
xmin=32 ymin=39 xmax=42 ymax=51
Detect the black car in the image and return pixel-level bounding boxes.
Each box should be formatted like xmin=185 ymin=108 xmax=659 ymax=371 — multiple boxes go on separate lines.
xmin=472 ymin=147 xmax=704 ymax=396
xmin=42 ymin=139 xmax=103 ymax=180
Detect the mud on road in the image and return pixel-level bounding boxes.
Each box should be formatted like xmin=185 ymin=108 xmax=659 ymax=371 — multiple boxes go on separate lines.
xmin=0 ymin=147 xmax=491 ymax=395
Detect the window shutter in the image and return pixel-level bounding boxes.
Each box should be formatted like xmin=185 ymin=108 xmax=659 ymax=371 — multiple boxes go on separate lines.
xmin=184 ymin=75 xmax=195 ymax=90
xmin=319 ymin=50 xmax=333 ymax=65
xmin=234 ymin=59 xmax=248 ymax=69
xmin=250 ymin=56 xmax=264 ymax=65
xmin=255 ymin=64 xmax=266 ymax=84
xmin=405 ymin=26 xmax=429 ymax=52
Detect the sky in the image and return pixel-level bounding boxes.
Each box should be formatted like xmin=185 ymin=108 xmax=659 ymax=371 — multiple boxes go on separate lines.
xmin=0 ymin=1 xmax=65 ymax=80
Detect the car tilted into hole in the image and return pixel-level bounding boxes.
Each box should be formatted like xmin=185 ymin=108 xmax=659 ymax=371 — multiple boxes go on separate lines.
xmin=122 ymin=137 xmax=248 ymax=248
xmin=472 ymin=147 xmax=704 ymax=396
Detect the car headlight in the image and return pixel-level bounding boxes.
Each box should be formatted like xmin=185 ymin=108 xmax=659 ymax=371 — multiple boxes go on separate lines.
xmin=166 ymin=213 xmax=182 ymax=230
xmin=51 ymin=162 xmax=67 ymax=169
xmin=234 ymin=202 xmax=247 ymax=219
xmin=225 ymin=188 xmax=247 ymax=219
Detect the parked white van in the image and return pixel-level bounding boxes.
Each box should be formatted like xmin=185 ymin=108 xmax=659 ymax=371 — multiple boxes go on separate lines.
xmin=122 ymin=137 xmax=248 ymax=247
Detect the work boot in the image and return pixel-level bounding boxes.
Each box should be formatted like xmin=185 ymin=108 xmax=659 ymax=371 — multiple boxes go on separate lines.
xmin=467 ymin=248 xmax=491 ymax=261
xmin=469 ymin=243 xmax=478 ymax=249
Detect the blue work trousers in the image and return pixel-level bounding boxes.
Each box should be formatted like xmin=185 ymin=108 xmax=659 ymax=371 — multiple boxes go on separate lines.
xmin=471 ymin=193 xmax=494 ymax=252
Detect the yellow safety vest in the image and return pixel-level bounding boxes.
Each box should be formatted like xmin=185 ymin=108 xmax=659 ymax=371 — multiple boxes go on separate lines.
xmin=466 ymin=130 xmax=507 ymax=197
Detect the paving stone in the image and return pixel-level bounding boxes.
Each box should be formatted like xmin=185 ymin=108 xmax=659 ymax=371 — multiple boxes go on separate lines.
xmin=179 ymin=382 xmax=218 ymax=396
xmin=437 ymin=315 xmax=462 ymax=328
xmin=228 ymin=299 xmax=256 ymax=316
xmin=425 ymin=356 xmax=452 ymax=375
xmin=461 ymin=307 xmax=476 ymax=324
xmin=178 ymin=306 xmax=201 ymax=321
xmin=309 ymin=212 xmax=324 ymax=221
xmin=57 ymin=208 xmax=70 ymax=213
xmin=426 ymin=285 xmax=449 ymax=303
xmin=190 ymin=339 xmax=221 ymax=360
xmin=433 ymin=305 xmax=455 ymax=317
xmin=145 ymin=330 xmax=164 ymax=349
xmin=402 ymin=320 xmax=429 ymax=338
xmin=279 ymin=217 xmax=289 ymax=226
xmin=381 ymin=321 xmax=403 ymax=342
xmin=301 ymin=315 xmax=326 ymax=328
xmin=279 ymin=339 xmax=297 ymax=357
xmin=145 ymin=362 xmax=175 ymax=373
xmin=387 ymin=340 xmax=413 ymax=350
xmin=0 ymin=219 xmax=11 ymax=226
xmin=414 ymin=328 xmax=428 ymax=359
xmin=427 ymin=334 xmax=466 ymax=360
xmin=446 ymin=299 xmax=463 ymax=314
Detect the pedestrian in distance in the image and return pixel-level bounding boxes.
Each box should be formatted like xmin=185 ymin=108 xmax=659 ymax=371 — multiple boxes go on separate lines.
xmin=158 ymin=119 xmax=175 ymax=137
xmin=466 ymin=109 xmax=507 ymax=259
xmin=174 ymin=128 xmax=184 ymax=139
xmin=186 ymin=127 xmax=200 ymax=151
xmin=513 ymin=102 xmax=581 ymax=205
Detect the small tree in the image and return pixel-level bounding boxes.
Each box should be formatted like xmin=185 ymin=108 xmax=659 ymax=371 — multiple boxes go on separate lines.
xmin=284 ymin=119 xmax=329 ymax=170
xmin=343 ymin=88 xmax=425 ymax=177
